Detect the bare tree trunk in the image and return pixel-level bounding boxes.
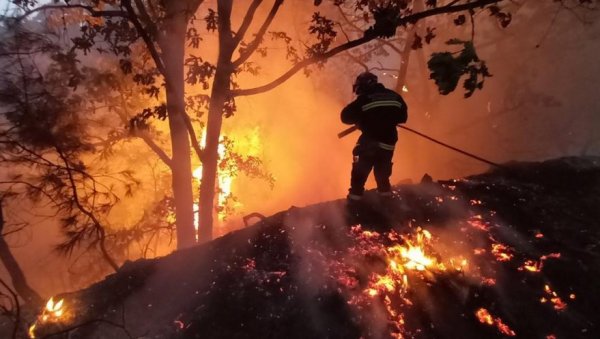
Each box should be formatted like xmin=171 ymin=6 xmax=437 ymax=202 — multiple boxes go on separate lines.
xmin=160 ymin=2 xmax=196 ymax=249
xmin=198 ymin=0 xmax=235 ymax=243
xmin=395 ymin=0 xmax=424 ymax=180
xmin=0 ymin=201 xmax=42 ymax=305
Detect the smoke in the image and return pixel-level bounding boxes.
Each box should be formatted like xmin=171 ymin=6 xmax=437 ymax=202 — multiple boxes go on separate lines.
xmin=3 ymin=0 xmax=600 ymax=302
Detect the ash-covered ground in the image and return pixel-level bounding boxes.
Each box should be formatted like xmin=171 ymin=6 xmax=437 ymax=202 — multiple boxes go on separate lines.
xmin=33 ymin=157 xmax=600 ymax=339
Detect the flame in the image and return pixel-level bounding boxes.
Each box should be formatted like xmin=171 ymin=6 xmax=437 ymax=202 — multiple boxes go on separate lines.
xmin=521 ymin=260 xmax=542 ymax=272
xmin=192 ymin=134 xmax=236 ymax=225
xmin=28 ymin=324 xmax=36 ymax=338
xmin=29 ymin=297 xmax=67 ymax=338
xmin=44 ymin=297 xmax=65 ymax=319
xmin=475 ymin=308 xmax=516 ymax=336
xmin=519 ymin=253 xmax=560 ymax=273
xmin=387 ymin=228 xmax=443 ymax=274
xmin=542 ymin=284 xmax=567 ymax=311
xmin=491 ymin=243 xmax=513 ymax=262
xmin=468 ymin=217 xmax=490 ymax=231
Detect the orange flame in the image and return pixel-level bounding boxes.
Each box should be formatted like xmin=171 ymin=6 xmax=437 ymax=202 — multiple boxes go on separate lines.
xmin=491 ymin=243 xmax=513 ymax=262
xmin=29 ymin=297 xmax=67 ymax=338
xmin=475 ymin=308 xmax=516 ymax=336
xmin=542 ymin=285 xmax=567 ymax=311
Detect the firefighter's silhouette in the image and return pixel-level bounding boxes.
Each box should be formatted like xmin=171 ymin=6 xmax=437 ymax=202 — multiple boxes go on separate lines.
xmin=341 ymin=72 xmax=408 ymax=201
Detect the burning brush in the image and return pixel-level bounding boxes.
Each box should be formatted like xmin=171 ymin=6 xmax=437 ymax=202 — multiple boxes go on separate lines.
xmin=28 ymin=297 xmax=67 ymax=338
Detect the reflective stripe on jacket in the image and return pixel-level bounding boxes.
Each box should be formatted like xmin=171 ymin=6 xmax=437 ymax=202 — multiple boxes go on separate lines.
xmin=341 ymin=83 xmax=408 ymax=146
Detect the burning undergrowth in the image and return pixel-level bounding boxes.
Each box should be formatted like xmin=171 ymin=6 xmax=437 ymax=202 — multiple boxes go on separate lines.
xmin=30 ymin=157 xmax=600 ymax=339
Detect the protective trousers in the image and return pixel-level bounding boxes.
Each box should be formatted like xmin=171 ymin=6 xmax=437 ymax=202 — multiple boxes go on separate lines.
xmin=348 ymin=141 xmax=394 ymax=199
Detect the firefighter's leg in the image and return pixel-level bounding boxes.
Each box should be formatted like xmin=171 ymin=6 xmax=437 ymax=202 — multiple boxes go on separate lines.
xmin=348 ymin=146 xmax=374 ymax=200
xmin=373 ymin=148 xmax=394 ymax=196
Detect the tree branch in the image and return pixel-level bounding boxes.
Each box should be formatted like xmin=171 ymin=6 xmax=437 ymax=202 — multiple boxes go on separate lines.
xmin=133 ymin=0 xmax=156 ymax=31
xmin=232 ymin=0 xmax=284 ymax=67
xmin=182 ymin=113 xmax=205 ymax=162
xmin=16 ymin=4 xmax=127 ymax=22
xmin=121 ymin=0 xmax=167 ymax=76
xmin=0 ymin=200 xmax=42 ymax=306
xmin=56 ymin=150 xmax=119 ymax=272
xmin=0 ymin=181 xmax=60 ymax=207
xmin=0 ymin=277 xmax=20 ymax=339
xmin=134 ymin=130 xmax=173 ymax=169
xmin=232 ymin=0 xmax=502 ymax=97
xmin=234 ymin=0 xmax=263 ymax=47
xmin=337 ymin=6 xmax=403 ymax=54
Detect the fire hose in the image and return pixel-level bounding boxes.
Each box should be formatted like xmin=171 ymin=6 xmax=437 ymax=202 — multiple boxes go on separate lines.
xmin=337 ymin=125 xmax=506 ymax=170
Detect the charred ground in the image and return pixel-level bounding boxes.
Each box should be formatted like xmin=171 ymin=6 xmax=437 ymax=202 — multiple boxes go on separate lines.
xmin=32 ymin=157 xmax=600 ymax=339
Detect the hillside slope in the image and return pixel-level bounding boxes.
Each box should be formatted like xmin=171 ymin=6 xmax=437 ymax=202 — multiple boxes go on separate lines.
xmin=33 ymin=157 xmax=600 ymax=339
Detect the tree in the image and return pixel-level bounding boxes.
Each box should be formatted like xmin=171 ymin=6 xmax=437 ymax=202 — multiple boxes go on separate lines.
xmin=0 ymin=198 xmax=42 ymax=305
xmin=8 ymin=0 xmax=528 ymax=249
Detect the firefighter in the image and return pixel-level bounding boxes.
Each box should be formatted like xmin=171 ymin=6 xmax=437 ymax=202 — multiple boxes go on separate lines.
xmin=341 ymin=71 xmax=408 ymax=201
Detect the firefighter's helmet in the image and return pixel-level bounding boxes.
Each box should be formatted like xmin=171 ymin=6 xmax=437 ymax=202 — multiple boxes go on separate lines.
xmin=352 ymin=71 xmax=378 ymax=95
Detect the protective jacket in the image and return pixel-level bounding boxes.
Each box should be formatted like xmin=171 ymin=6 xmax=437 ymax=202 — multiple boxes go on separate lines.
xmin=341 ymin=83 xmax=408 ymax=148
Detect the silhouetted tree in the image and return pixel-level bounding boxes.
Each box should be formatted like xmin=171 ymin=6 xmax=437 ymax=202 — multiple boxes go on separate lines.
xmin=6 ymin=0 xmax=531 ymax=247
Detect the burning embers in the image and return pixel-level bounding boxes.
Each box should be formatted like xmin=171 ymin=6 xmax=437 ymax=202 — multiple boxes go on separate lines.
xmin=364 ymin=228 xmax=439 ymax=297
xmin=28 ymin=297 xmax=67 ymax=338
xmin=475 ymin=308 xmax=516 ymax=336
xmin=339 ymin=225 xmax=474 ymax=337
xmin=332 ymin=213 xmax=573 ymax=338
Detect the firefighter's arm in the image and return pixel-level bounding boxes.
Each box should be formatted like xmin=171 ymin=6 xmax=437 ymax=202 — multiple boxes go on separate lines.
xmin=340 ymin=100 xmax=362 ymax=125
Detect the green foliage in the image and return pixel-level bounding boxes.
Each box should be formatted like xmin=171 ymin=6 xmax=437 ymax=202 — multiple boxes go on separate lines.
xmin=428 ymin=40 xmax=491 ymax=98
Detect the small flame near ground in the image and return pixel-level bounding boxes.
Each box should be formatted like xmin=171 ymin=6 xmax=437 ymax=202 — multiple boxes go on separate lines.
xmin=475 ymin=308 xmax=516 ymax=336
xmin=340 ymin=225 xmax=473 ymax=337
xmin=29 ymin=297 xmax=66 ymax=338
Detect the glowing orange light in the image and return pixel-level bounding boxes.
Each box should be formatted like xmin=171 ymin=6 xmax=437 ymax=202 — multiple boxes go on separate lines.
xmin=468 ymin=218 xmax=490 ymax=231
xmin=476 ymin=308 xmax=494 ymax=325
xmin=473 ymin=248 xmax=486 ymax=255
xmin=520 ymin=260 xmax=542 ymax=272
xmin=542 ymin=284 xmax=567 ymax=311
xmin=29 ymin=297 xmax=67 ymax=338
xmin=491 ymin=243 xmax=513 ymax=262
xmin=475 ymin=308 xmax=516 ymax=336
xmin=42 ymin=297 xmax=64 ymax=322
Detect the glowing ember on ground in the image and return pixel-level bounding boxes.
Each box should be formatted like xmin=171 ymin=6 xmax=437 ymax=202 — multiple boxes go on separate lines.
xmin=468 ymin=217 xmax=490 ymax=231
xmin=29 ymin=297 xmax=67 ymax=338
xmin=475 ymin=308 xmax=516 ymax=336
xmin=521 ymin=259 xmax=542 ymax=272
xmin=337 ymin=225 xmax=481 ymax=336
xmin=542 ymin=284 xmax=567 ymax=311
xmin=491 ymin=243 xmax=513 ymax=261
xmin=519 ymin=252 xmax=561 ymax=272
